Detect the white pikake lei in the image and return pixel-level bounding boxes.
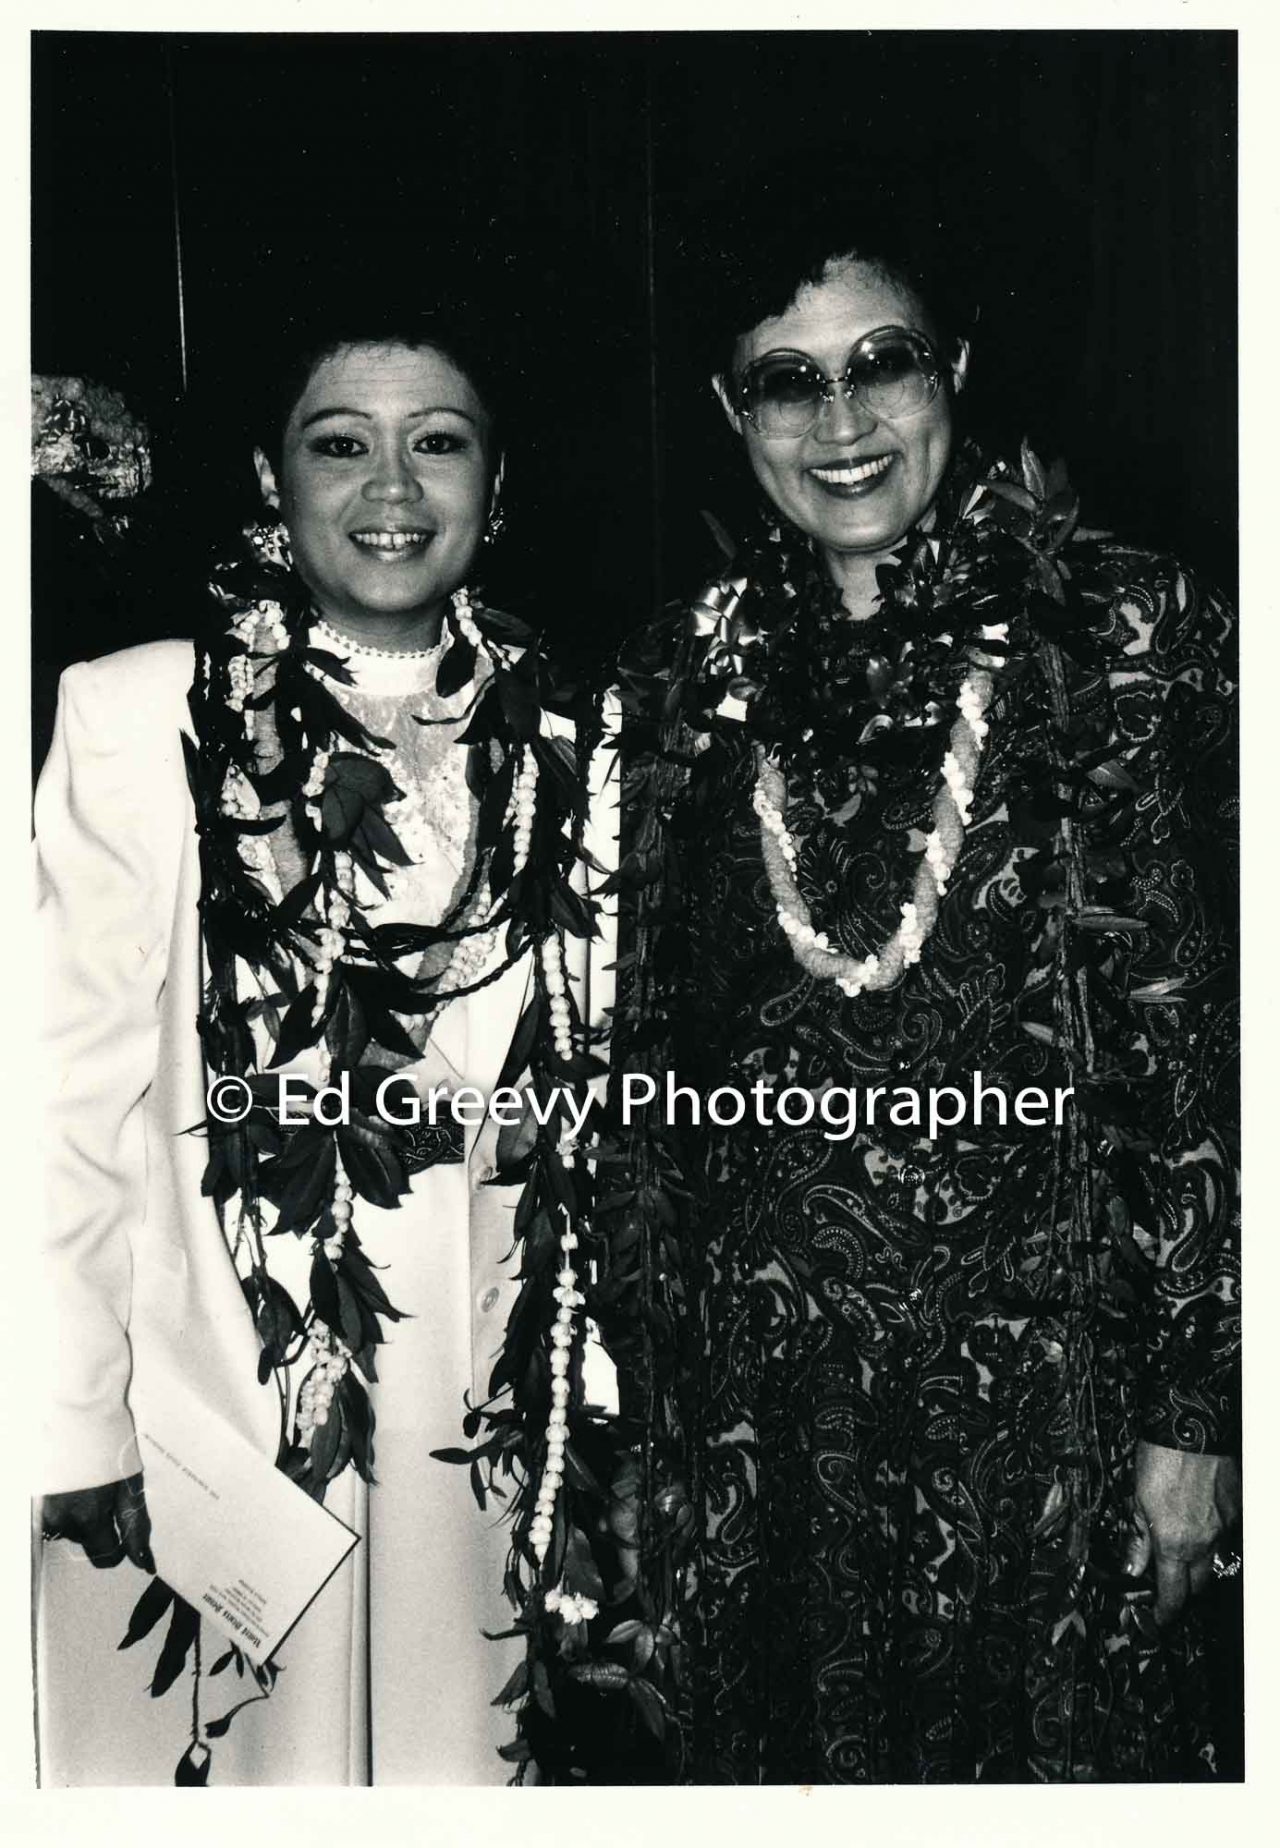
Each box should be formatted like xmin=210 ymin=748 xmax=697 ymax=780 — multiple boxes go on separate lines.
xmin=754 ymin=623 xmax=1008 ymax=997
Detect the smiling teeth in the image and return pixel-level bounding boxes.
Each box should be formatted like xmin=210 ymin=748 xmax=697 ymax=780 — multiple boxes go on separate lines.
xmin=352 ymin=531 xmax=429 ymax=549
xmin=810 ymin=456 xmax=894 ymax=485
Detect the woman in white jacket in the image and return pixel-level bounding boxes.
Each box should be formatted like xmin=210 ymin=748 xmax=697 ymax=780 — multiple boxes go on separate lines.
xmin=35 ymin=303 xmax=617 ymax=1785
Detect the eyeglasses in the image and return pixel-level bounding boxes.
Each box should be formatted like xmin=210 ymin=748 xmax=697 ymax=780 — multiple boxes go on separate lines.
xmin=736 ymin=325 xmax=944 ymax=439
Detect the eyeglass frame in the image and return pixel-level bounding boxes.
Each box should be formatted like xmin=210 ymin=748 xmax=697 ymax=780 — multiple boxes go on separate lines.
xmin=733 ymin=324 xmax=946 ymax=440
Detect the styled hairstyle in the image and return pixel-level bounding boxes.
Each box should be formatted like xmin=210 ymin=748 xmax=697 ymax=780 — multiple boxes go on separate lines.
xmin=250 ymin=286 xmax=509 ymax=473
xmin=669 ymin=148 xmax=983 ymax=390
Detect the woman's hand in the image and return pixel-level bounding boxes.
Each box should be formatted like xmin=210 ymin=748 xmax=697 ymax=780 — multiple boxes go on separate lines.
xmin=41 ymin=1473 xmax=155 ymax=1572
xmin=1125 ymin=1439 xmax=1241 ymax=1624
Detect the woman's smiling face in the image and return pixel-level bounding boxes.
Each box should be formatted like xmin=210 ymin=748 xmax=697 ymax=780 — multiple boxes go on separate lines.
xmin=255 ymin=341 xmax=494 ymax=633
xmin=720 ymin=257 xmax=966 ymax=564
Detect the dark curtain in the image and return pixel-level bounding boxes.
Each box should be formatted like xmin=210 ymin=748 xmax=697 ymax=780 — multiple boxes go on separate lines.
xmin=33 ymin=32 xmax=1236 ymax=713
xmin=31 ymin=29 xmax=1236 ymax=715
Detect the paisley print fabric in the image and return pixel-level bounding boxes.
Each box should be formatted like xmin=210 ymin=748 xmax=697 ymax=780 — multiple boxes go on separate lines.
xmin=655 ymin=537 xmax=1239 ymax=1782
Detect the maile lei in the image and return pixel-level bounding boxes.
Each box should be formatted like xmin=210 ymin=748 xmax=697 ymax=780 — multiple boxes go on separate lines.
xmin=118 ymin=520 xmax=624 ymax=1784
xmin=582 ymin=438 xmax=1216 ymax=1777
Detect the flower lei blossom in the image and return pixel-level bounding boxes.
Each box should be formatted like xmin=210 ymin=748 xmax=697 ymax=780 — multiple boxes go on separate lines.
xmin=753 ymin=622 xmax=1007 ymax=996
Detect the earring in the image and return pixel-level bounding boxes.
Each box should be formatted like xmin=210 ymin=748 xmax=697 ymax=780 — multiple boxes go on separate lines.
xmin=245 ymin=515 xmax=293 ymax=572
xmin=483 ymin=504 xmax=506 ymax=546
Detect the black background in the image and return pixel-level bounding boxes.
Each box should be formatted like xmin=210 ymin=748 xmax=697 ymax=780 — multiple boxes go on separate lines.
xmin=33 ymin=29 xmax=1236 ymax=709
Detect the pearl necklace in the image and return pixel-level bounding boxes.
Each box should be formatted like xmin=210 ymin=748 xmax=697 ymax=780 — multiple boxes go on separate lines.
xmin=755 ymin=624 xmax=1007 ymax=996
xmin=311 ymin=614 xmax=448 ymax=662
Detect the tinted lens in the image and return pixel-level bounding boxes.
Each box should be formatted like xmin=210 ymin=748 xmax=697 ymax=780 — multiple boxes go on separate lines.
xmin=740 ymin=357 xmax=826 ymax=436
xmin=849 ymin=331 xmax=939 ymax=417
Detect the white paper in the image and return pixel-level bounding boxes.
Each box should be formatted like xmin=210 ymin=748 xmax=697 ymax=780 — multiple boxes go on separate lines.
xmin=134 ymin=1367 xmax=358 ymax=1665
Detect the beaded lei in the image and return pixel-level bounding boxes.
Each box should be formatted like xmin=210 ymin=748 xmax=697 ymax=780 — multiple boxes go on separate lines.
xmin=753 ymin=621 xmax=1008 ymax=992
xmin=219 ymin=582 xmax=586 ymax=1602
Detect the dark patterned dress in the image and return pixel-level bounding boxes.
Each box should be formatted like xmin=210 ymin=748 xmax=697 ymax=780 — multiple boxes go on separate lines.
xmin=655 ymin=535 xmax=1238 ymax=1783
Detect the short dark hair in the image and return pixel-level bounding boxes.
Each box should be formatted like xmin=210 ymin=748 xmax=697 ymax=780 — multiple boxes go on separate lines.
xmin=668 ymin=147 xmax=982 ymax=388
xmin=251 ymin=287 xmax=509 ymax=472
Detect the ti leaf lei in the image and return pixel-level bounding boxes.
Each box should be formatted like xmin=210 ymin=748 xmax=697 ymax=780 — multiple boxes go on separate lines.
xmin=119 ymin=523 xmax=624 ymax=1782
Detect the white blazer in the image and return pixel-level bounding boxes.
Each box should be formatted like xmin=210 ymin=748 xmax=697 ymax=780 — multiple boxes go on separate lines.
xmin=36 ymin=639 xmax=618 ymax=1496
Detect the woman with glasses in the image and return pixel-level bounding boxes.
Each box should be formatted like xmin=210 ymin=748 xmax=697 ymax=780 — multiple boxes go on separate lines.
xmin=599 ymin=163 xmax=1240 ymax=1782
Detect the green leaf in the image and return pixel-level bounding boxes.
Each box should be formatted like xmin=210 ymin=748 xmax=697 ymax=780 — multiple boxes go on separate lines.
xmin=476 ymin=756 xmax=517 ymax=848
xmin=327 ymin=752 xmax=398 ymax=802
xmin=173 ymin=1741 xmax=211 ymax=1786
xmin=344 ymin=1241 xmax=404 ymax=1319
xmin=491 ymin=1657 xmax=529 ymax=1707
xmin=496 ymin=672 xmax=540 ymax=742
xmin=1020 ymin=439 xmax=1048 ymax=500
xmin=700 ymin=506 xmax=738 ymax=560
xmin=307 ymin=1390 xmax=343 ymax=1483
xmin=532 ymin=1657 xmax=556 ymax=1719
xmin=310 ymin=1250 xmax=341 ymax=1332
xmin=266 ymin=986 xmax=321 ymax=1069
xmin=496 ymin=997 xmax=540 ymax=1091
xmin=118 ymin=1576 xmax=175 ymax=1650
xmin=1130 ymin=976 xmax=1186 ymax=1002
xmin=474 ymin=606 xmax=536 ymax=648
xmin=986 ymin=478 xmax=1039 ymax=514
xmin=335 ymin=1271 xmax=366 ymax=1352
xmin=150 ymin=1598 xmax=200 ymax=1699
xmin=568 ymin=1660 xmax=629 ymax=1690
xmin=346 ymin=832 xmax=391 ymax=897
xmin=327 ymin=983 xmax=371 ymax=1070
xmin=436 ymin=635 xmax=477 ymax=698
xmin=204 ymin=1693 xmax=268 ymax=1738
xmin=340 ymin=1372 xmax=375 ymax=1479
xmin=272 ymin=1132 xmax=336 ymax=1232
xmin=357 ymin=1000 xmax=421 ymax=1063
xmin=300 ymin=645 xmax=357 ymax=685
xmin=549 ymin=881 xmax=593 ymax=939
xmin=355 ymin=803 xmax=413 ymax=869
xmin=321 ymin=783 xmax=365 ymax=843
xmin=531 ymin=731 xmax=581 ymax=802
xmin=488 ymin=825 xmax=516 ymax=902
xmin=274 ymin=871 xmax=323 ymax=929
xmin=627 ymin=1676 xmax=667 ymax=1738
xmin=337 ymin=1122 xmax=407 ymax=1208
xmin=1020 ymin=1021 xmax=1057 ymax=1047
xmin=455 ymin=684 xmax=499 ymax=749
xmin=563 ymin=1525 xmax=604 ymax=1602
xmin=604 ymin=1620 xmax=644 ymax=1646
xmin=1086 ymin=761 xmax=1139 ymax=793
xmin=563 ymin=1444 xmax=605 ymax=1497
xmin=1035 ymin=555 xmax=1067 ymax=605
